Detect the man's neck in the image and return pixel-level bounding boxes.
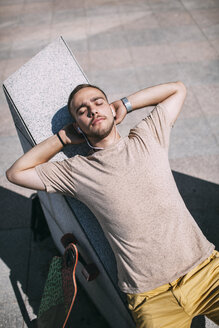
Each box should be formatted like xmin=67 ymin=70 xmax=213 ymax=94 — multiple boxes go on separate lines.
xmin=88 ymin=126 xmax=121 ymax=150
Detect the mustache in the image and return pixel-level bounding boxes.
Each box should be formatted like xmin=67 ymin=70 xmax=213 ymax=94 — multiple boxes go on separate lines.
xmin=90 ymin=115 xmax=107 ymax=126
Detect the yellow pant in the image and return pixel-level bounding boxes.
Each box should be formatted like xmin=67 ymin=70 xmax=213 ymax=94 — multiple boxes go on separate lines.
xmin=126 ymin=250 xmax=219 ymax=328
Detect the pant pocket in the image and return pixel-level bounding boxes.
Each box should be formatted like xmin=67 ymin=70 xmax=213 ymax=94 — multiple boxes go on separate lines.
xmin=127 ymin=293 xmax=147 ymax=312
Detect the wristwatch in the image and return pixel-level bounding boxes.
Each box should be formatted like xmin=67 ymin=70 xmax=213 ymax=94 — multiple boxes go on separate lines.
xmin=121 ymin=97 xmax=133 ymax=113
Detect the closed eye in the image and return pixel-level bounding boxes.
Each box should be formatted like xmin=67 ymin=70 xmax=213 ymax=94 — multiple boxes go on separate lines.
xmin=78 ymin=108 xmax=87 ymax=115
xmin=95 ymin=99 xmax=104 ymax=105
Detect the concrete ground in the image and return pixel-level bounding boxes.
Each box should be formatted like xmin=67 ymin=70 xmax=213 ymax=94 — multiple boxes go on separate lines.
xmin=0 ymin=0 xmax=219 ymax=327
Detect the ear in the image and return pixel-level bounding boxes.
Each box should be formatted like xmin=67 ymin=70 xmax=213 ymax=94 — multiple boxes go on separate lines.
xmin=110 ymin=104 xmax=116 ymax=118
xmin=73 ymin=122 xmax=82 ymax=134
xmin=73 ymin=122 xmax=78 ymax=130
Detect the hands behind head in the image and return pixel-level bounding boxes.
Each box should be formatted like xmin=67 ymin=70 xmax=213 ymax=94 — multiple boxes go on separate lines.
xmin=110 ymin=100 xmax=127 ymax=125
xmin=59 ymin=123 xmax=85 ymax=145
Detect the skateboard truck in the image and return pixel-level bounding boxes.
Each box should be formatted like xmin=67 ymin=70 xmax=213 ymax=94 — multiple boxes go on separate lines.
xmin=61 ymin=233 xmax=99 ymax=281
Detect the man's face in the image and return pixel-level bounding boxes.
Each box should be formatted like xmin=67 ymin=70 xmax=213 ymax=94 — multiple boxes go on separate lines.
xmin=70 ymin=87 xmax=115 ymax=139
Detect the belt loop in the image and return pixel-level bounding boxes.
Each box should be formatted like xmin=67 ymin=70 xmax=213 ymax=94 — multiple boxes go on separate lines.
xmin=169 ymin=276 xmax=182 ymax=288
xmin=210 ymin=250 xmax=217 ymax=260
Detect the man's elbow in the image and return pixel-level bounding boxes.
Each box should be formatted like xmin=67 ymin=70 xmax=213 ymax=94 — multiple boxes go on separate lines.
xmin=6 ymin=168 xmax=12 ymax=182
xmin=176 ymin=81 xmax=187 ymax=95
xmin=6 ymin=168 xmax=16 ymax=183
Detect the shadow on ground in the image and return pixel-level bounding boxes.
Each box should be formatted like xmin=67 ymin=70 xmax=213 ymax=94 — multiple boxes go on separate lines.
xmin=0 ymin=170 xmax=218 ymax=327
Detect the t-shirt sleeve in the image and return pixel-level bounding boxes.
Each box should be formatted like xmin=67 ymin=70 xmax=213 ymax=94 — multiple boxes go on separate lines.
xmin=35 ymin=159 xmax=76 ymax=197
xmin=130 ymin=103 xmax=174 ymax=150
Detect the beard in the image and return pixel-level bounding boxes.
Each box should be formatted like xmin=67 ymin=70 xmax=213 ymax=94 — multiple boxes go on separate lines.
xmin=85 ymin=117 xmax=115 ymax=140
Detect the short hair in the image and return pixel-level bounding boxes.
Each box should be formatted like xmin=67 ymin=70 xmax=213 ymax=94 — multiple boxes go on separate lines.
xmin=67 ymin=83 xmax=108 ymax=118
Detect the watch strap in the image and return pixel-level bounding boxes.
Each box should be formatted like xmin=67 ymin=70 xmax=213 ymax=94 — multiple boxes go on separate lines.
xmin=121 ymin=97 xmax=133 ymax=113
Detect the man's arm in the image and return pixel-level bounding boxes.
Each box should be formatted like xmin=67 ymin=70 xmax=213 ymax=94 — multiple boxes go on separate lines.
xmin=112 ymin=81 xmax=186 ymax=126
xmin=6 ymin=124 xmax=84 ymax=190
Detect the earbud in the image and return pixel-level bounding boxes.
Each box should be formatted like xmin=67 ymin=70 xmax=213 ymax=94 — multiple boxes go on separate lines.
xmin=111 ymin=107 xmax=115 ymax=117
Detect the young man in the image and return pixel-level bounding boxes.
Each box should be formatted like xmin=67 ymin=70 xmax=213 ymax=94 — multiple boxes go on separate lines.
xmin=6 ymin=82 xmax=219 ymax=327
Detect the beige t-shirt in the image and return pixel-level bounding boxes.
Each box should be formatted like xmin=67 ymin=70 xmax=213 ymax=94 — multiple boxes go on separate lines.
xmin=35 ymin=104 xmax=215 ymax=294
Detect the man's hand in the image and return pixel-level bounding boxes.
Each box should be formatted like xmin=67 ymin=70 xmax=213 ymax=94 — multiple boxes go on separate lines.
xmin=114 ymin=81 xmax=186 ymax=127
xmin=110 ymin=100 xmax=127 ymax=125
xmin=59 ymin=123 xmax=85 ymax=145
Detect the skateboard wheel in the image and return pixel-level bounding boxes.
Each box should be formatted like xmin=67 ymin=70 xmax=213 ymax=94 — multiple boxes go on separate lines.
xmin=61 ymin=233 xmax=78 ymax=248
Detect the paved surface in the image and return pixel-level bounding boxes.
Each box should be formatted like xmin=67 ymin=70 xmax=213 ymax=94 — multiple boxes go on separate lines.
xmin=0 ymin=0 xmax=219 ymax=327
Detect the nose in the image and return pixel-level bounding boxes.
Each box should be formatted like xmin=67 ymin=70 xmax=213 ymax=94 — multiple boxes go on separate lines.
xmin=87 ymin=103 xmax=98 ymax=118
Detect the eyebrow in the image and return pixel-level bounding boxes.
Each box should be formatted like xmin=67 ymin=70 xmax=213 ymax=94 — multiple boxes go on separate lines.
xmin=75 ymin=96 xmax=105 ymax=114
